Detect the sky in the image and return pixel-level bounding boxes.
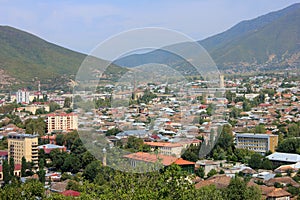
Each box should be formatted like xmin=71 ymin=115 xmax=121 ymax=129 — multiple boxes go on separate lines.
xmin=0 ymin=0 xmax=300 ymax=53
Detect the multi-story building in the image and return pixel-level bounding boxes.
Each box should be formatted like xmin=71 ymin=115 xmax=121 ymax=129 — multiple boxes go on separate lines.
xmin=144 ymin=142 xmax=183 ymax=158
xmin=235 ymin=133 xmax=278 ymax=155
xmin=16 ymin=89 xmax=30 ymax=104
xmin=7 ymin=132 xmax=39 ymax=165
xmin=47 ymin=112 xmax=78 ymax=133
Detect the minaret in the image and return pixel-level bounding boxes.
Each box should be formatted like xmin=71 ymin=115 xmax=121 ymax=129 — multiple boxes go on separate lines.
xmin=220 ymin=74 xmax=224 ymax=88
xmin=37 ymin=81 xmax=41 ymax=92
xmin=102 ymin=148 xmax=107 ymax=167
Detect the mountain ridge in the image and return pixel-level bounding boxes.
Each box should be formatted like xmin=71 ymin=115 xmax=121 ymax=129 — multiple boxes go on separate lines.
xmin=115 ymin=3 xmax=300 ymax=71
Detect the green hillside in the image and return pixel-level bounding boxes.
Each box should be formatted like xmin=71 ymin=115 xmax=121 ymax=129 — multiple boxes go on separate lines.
xmin=0 ymin=26 xmax=87 ymax=81
xmin=0 ymin=26 xmax=126 ymax=89
xmin=205 ymin=3 xmax=300 ymax=66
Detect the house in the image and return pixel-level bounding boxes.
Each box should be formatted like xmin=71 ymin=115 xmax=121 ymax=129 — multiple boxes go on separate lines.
xmin=195 ymin=174 xmax=231 ymax=189
xmin=124 ymin=152 xmax=195 ymax=173
xmin=0 ymin=164 xmax=21 ymax=180
xmin=41 ymin=135 xmax=56 ymax=144
xmin=196 ymin=160 xmax=220 ymax=175
xmin=266 ymin=188 xmax=291 ymax=200
xmin=267 ymin=152 xmax=300 ymax=167
xmin=144 ymin=141 xmax=183 ymax=158
xmin=50 ymin=179 xmax=69 ymax=192
xmin=274 ymin=162 xmax=300 ymax=175
xmin=38 ymin=144 xmax=66 ymax=154
xmin=265 ymin=176 xmax=300 ymax=188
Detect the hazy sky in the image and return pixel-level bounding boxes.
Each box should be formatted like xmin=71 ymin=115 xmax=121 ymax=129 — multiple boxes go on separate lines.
xmin=1 ymin=0 xmax=299 ymax=53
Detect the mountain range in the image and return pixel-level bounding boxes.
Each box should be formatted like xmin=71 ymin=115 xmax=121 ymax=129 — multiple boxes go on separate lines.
xmin=0 ymin=3 xmax=300 ymax=88
xmin=115 ymin=3 xmax=300 ymax=71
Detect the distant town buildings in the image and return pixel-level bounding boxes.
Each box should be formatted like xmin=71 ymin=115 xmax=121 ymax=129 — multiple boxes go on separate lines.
xmin=47 ymin=112 xmax=78 ymax=133
xmin=235 ymin=133 xmax=278 ymax=155
xmin=7 ymin=132 xmax=39 ymax=165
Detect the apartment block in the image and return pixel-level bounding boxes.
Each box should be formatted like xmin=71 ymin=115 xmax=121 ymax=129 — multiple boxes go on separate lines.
xmin=235 ymin=133 xmax=278 ymax=155
xmin=16 ymin=89 xmax=30 ymax=104
xmin=8 ymin=132 xmax=39 ymax=165
xmin=47 ymin=112 xmax=78 ymax=133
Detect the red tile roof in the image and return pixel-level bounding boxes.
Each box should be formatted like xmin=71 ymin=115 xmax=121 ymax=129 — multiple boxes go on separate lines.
xmin=124 ymin=152 xmax=178 ymax=166
xmin=144 ymin=142 xmax=182 ymax=148
xmin=174 ymin=158 xmax=195 ymax=165
xmin=60 ymin=190 xmax=80 ymax=197
xmin=0 ymin=164 xmax=21 ymax=172
xmin=0 ymin=150 xmax=8 ymax=157
xmin=267 ymin=188 xmax=291 ymax=198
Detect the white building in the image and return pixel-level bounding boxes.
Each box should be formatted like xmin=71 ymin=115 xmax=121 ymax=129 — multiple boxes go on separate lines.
xmin=16 ymin=89 xmax=30 ymax=104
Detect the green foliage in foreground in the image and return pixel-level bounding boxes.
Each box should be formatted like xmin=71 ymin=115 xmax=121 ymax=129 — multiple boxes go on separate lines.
xmin=0 ymin=162 xmax=261 ymax=200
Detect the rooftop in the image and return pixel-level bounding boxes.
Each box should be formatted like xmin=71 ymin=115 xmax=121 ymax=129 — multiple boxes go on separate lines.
xmin=144 ymin=141 xmax=182 ymax=148
xmin=267 ymin=152 xmax=300 ymax=163
xmin=236 ymin=133 xmax=277 ymax=138
xmin=8 ymin=132 xmax=38 ymax=139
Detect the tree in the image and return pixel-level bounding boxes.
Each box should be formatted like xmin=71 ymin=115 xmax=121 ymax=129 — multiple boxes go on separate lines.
xmin=181 ymin=144 xmax=200 ymax=162
xmin=21 ymin=157 xmax=27 ymax=177
xmin=55 ymin=134 xmax=64 ymax=145
xmin=260 ymin=158 xmax=273 ymax=170
xmin=248 ymin=153 xmax=263 ymax=169
xmin=83 ymin=160 xmax=103 ymax=182
xmin=38 ymin=158 xmax=46 ymax=184
xmin=61 ymin=154 xmax=81 ymax=173
xmin=225 ymin=177 xmax=261 ymax=200
xmin=195 ymin=167 xmax=205 ymax=178
xmin=277 ymin=138 xmax=300 ymax=153
xmin=207 ymin=169 xmax=217 ymax=178
xmin=49 ymin=102 xmax=60 ymax=112
xmin=9 ymin=157 xmax=14 ymax=178
xmin=3 ymin=159 xmax=10 ymax=184
xmin=81 ymin=151 xmax=96 ymax=168
xmin=63 ymin=97 xmax=72 ymax=108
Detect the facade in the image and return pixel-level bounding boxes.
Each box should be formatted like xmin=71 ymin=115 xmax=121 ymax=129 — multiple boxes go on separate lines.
xmin=235 ymin=133 xmax=278 ymax=155
xmin=7 ymin=132 xmax=38 ymax=165
xmin=16 ymin=89 xmax=30 ymax=104
xmin=47 ymin=112 xmax=78 ymax=133
xmin=144 ymin=142 xmax=183 ymax=158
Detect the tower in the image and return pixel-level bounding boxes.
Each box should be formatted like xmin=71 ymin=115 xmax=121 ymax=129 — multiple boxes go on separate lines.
xmin=219 ymin=74 xmax=225 ymax=88
xmin=102 ymin=148 xmax=107 ymax=167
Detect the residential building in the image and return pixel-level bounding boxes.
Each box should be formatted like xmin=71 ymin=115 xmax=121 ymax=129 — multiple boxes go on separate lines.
xmin=7 ymin=132 xmax=38 ymax=165
xmin=47 ymin=112 xmax=78 ymax=133
xmin=16 ymin=89 xmax=30 ymax=104
xmin=144 ymin=142 xmax=183 ymax=158
xmin=38 ymin=144 xmax=66 ymax=154
xmin=235 ymin=133 xmax=278 ymax=155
